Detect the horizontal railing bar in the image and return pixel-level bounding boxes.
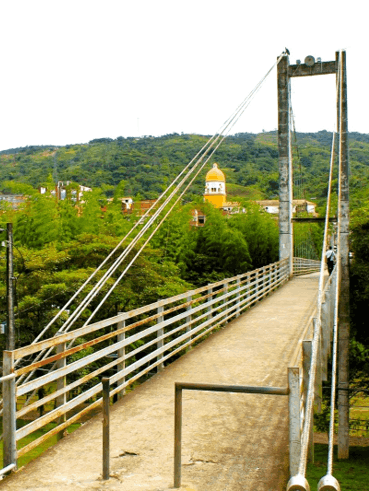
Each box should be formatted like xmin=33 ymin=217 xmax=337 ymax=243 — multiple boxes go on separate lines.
xmin=16 ymin=381 xmax=102 ymax=440
xmin=17 ymin=397 xmax=102 ymax=458
xmin=13 ymin=274 xmax=248 ymax=360
xmin=0 ymin=463 xmax=16 ymax=476
xmin=16 ymin=353 xmax=123 ymax=418
xmin=17 ymin=335 xmax=129 ymax=397
xmin=17 ymin=263 xmax=288 ymax=440
xmin=176 ymin=381 xmax=289 ymax=395
xmin=17 ymin=278 xmax=249 ymax=381
xmin=0 ymin=373 xmax=16 ymax=383
xmin=109 ymin=275 xmax=277 ymax=386
xmin=109 ymin=300 xmax=240 ymax=386
xmin=17 ymin=291 xmax=234 ymax=397
xmin=110 ymin=308 xmax=236 ymax=393
xmin=13 ymin=260 xmax=286 ymax=360
xmin=14 ymin=260 xmax=289 ymax=450
xmin=18 ymin=293 xmax=243 ymax=436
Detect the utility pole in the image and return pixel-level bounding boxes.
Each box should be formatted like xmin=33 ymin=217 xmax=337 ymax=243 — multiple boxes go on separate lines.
xmin=6 ymin=223 xmax=15 ymax=351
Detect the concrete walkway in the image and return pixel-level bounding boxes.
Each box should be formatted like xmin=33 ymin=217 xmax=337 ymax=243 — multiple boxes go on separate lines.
xmin=1 ymin=275 xmax=319 ymax=491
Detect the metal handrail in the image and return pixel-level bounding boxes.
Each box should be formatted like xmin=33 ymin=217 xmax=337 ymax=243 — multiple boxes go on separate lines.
xmin=2 ymin=258 xmax=289 ymax=472
xmin=293 ymin=257 xmax=321 ymax=276
xmin=173 ymin=381 xmax=290 ymax=488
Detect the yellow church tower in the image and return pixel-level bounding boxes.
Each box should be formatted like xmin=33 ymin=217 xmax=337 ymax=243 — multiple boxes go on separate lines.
xmin=204 ymin=163 xmax=226 ymax=208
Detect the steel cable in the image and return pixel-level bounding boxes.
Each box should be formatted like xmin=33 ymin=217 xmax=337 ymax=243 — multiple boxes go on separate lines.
xmin=12 ymin=52 xmax=287 ymax=399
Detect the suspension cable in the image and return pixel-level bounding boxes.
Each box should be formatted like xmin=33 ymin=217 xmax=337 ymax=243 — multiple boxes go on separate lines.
xmin=13 ymin=52 xmax=287 ymax=393
xmin=326 ymin=50 xmax=344 ymax=478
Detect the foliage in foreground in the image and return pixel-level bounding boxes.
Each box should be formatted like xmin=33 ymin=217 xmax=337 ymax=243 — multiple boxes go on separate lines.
xmin=0 ymin=188 xmax=280 ymax=348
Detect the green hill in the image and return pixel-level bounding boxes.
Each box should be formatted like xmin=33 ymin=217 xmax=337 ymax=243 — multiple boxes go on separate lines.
xmin=1 ymin=131 xmax=369 ymax=212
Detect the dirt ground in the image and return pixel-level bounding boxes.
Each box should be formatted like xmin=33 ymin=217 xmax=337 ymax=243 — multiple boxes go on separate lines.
xmin=1 ymin=275 xmax=320 ymax=491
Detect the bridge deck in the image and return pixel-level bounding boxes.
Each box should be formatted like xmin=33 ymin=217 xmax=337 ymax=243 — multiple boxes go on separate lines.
xmin=1 ymin=274 xmax=320 ymax=491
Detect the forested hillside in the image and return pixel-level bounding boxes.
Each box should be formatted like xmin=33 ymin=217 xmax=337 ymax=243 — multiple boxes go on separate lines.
xmin=1 ymin=131 xmax=369 ymax=212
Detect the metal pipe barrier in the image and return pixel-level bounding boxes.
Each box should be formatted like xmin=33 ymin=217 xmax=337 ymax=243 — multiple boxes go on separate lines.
xmin=173 ymin=380 xmax=290 ymax=488
xmin=1 ymin=259 xmax=289 ymax=474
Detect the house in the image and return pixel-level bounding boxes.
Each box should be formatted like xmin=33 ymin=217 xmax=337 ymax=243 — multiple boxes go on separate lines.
xmin=255 ymin=199 xmax=317 ymax=217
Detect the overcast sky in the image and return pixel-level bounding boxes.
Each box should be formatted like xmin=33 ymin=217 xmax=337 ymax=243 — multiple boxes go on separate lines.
xmin=0 ymin=0 xmax=367 ymax=151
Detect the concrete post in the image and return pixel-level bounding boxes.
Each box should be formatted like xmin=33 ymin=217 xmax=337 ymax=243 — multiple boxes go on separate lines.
xmin=288 ymin=366 xmax=301 ymax=476
xmin=278 ymin=54 xmax=293 ymax=278
xmin=3 ymin=351 xmax=17 ymax=469
xmin=116 ymin=314 xmax=126 ymax=399
xmin=337 ymin=50 xmax=350 ymax=460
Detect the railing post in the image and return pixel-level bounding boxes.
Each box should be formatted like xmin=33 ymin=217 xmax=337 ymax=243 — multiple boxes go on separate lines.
xmin=186 ymin=293 xmax=192 ymax=350
xmin=3 ymin=351 xmax=17 ymax=470
xmin=303 ymin=340 xmax=314 ymax=463
xmin=116 ymin=313 xmax=126 ymax=400
xmin=102 ymin=377 xmax=110 ymax=480
xmin=56 ymin=335 xmax=66 ymax=441
xmin=207 ymin=285 xmax=213 ymax=322
xmin=223 ymin=281 xmax=228 ymax=310
xmin=268 ymin=265 xmax=272 ymax=292
xmin=157 ymin=303 xmax=164 ymax=372
xmin=236 ymin=277 xmax=240 ymax=317
xmin=246 ymin=273 xmax=250 ymax=307
xmin=288 ymin=366 xmax=301 ymax=476
xmin=174 ymin=384 xmax=182 ymax=488
xmin=254 ymin=270 xmax=259 ymax=303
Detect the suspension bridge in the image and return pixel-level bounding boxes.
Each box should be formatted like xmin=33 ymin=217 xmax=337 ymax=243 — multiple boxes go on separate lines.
xmin=0 ymin=50 xmax=349 ymax=491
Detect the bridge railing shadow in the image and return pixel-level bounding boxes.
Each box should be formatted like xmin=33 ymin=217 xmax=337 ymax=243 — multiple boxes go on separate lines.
xmin=1 ymin=258 xmax=290 ymax=472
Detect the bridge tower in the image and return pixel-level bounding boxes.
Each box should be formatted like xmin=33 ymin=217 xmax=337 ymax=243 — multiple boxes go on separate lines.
xmin=277 ymin=51 xmax=350 ymax=458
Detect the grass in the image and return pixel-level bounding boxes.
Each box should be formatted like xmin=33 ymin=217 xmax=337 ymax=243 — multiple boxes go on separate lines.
xmin=0 ymin=420 xmax=81 ymax=469
xmin=306 ymin=443 xmax=369 ymax=490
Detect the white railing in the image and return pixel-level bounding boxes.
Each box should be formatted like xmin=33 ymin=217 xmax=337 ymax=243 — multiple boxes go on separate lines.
xmin=293 ymin=257 xmax=321 ymax=276
xmin=2 ymin=258 xmax=289 ymax=471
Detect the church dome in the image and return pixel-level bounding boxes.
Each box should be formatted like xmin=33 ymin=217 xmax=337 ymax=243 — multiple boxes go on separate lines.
xmin=206 ymin=163 xmax=225 ymax=182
